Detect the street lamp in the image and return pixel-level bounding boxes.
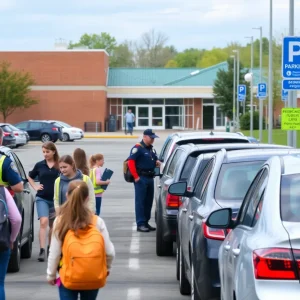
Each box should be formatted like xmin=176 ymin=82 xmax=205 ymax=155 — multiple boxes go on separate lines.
xmin=244 ymin=72 xmax=254 ymax=137
xmin=253 ymin=26 xmax=263 ymax=143
xmin=268 ymin=0 xmax=273 ymax=144
xmin=230 ymin=55 xmax=236 ymax=125
xmin=245 ymin=36 xmax=254 ymax=118
xmin=233 ymin=49 xmax=240 ymax=127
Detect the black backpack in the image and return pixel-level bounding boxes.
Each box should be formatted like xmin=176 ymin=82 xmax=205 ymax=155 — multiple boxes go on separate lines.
xmin=0 ymin=187 xmax=11 ymax=252
xmin=123 ymin=143 xmax=143 ymax=183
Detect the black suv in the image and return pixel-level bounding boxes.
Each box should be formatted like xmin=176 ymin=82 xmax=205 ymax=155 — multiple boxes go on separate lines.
xmin=0 ymin=146 xmax=35 ymax=272
xmin=14 ymin=120 xmax=62 ymax=143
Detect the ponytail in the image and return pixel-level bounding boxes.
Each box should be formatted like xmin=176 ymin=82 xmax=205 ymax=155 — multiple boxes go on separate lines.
xmin=89 ymin=153 xmax=104 ymax=168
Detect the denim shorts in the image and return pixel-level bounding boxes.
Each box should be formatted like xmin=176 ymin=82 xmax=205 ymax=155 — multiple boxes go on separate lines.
xmin=36 ymin=197 xmax=55 ymax=220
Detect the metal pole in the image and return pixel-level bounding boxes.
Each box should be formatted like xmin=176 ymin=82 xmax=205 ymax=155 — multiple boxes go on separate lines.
xmin=232 ymin=56 xmax=236 ymax=125
xmin=250 ymin=36 xmax=254 ymax=137
xmin=268 ymin=0 xmax=273 ymax=144
xmin=258 ymin=27 xmax=263 ymax=142
xmin=235 ymin=50 xmax=240 ymax=127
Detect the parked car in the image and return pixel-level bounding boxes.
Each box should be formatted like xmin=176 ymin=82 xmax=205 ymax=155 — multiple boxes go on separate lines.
xmin=48 ymin=120 xmax=84 ymax=142
xmin=0 ymin=146 xmax=35 ymax=272
xmin=0 ymin=123 xmax=28 ymax=147
xmin=0 ymin=124 xmax=17 ymax=148
xmin=14 ymin=120 xmax=62 ymax=143
xmin=155 ymin=143 xmax=291 ymax=257
xmin=168 ymin=148 xmax=300 ymax=300
xmin=206 ymin=154 xmax=300 ymax=300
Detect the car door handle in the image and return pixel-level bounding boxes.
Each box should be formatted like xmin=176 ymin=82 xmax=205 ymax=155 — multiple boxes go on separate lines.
xmin=224 ymin=245 xmax=231 ymax=251
xmin=232 ymin=248 xmax=240 ymax=256
xmin=189 ymin=215 xmax=194 ymax=221
xmin=182 ymin=208 xmax=187 ymax=212
xmin=23 ymin=189 xmax=31 ymax=194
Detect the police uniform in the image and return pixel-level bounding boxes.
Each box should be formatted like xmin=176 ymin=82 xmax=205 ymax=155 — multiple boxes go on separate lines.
xmin=0 ymin=152 xmax=22 ymax=188
xmin=128 ymin=129 xmax=159 ymax=232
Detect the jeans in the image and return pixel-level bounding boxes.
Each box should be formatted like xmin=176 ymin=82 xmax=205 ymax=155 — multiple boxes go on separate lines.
xmin=36 ymin=197 xmax=55 ymax=219
xmin=59 ymin=284 xmax=99 ymax=300
xmin=95 ymin=197 xmax=102 ymax=216
xmin=134 ymin=176 xmax=154 ymax=226
xmin=0 ymin=249 xmax=11 ymax=300
xmin=127 ymin=122 xmax=133 ymax=134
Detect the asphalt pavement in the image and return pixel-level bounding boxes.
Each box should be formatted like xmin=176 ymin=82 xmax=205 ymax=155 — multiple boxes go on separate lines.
xmin=5 ymin=138 xmax=186 ymax=300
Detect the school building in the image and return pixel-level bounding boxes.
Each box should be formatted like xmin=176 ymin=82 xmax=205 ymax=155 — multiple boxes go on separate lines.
xmin=0 ymin=49 xmax=294 ymax=131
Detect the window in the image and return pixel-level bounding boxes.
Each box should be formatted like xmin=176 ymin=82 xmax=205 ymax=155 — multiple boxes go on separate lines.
xmin=15 ymin=122 xmax=28 ymax=130
xmin=252 ymin=192 xmax=265 ymax=227
xmin=166 ymin=150 xmax=183 ymax=178
xmin=215 ymin=161 xmax=264 ymax=201
xmin=159 ymin=138 xmax=172 ymax=162
xmin=281 ymin=174 xmax=300 ymax=222
xmin=1 ymin=125 xmax=13 ymax=133
xmin=29 ymin=122 xmax=42 ymax=130
xmin=165 ymin=99 xmax=183 ymax=105
xmin=10 ymin=152 xmax=26 ymax=180
xmin=189 ymin=159 xmax=210 ymax=189
xmin=123 ymin=99 xmax=164 ymax=105
xmin=216 ymin=106 xmax=225 ymax=126
xmin=180 ymin=155 xmax=198 ymax=181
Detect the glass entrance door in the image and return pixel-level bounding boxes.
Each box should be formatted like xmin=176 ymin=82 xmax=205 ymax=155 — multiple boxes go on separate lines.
xmin=151 ymin=106 xmax=164 ymax=129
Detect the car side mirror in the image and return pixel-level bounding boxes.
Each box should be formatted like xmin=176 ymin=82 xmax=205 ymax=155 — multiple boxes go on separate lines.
xmin=168 ymin=182 xmax=190 ymax=196
xmin=206 ymin=208 xmax=233 ymax=229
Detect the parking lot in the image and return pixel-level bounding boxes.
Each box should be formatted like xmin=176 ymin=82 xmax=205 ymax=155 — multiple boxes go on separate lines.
xmin=5 ymin=137 xmax=186 ymax=300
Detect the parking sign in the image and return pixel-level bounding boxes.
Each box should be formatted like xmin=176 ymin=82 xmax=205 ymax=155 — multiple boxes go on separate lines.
xmin=282 ymin=36 xmax=300 ymax=78
xmin=238 ymin=85 xmax=246 ymax=101
xmin=282 ymin=89 xmax=288 ymax=101
xmin=257 ymin=83 xmax=267 ymax=99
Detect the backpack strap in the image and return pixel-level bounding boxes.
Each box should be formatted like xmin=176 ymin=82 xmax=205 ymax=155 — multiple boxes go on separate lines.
xmin=0 ymin=187 xmax=6 ymax=203
xmin=55 ymin=177 xmax=61 ymax=205
xmin=82 ymin=175 xmax=88 ymax=183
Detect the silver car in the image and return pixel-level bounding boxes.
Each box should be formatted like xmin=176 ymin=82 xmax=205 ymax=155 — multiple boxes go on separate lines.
xmin=206 ymin=154 xmax=300 ymax=300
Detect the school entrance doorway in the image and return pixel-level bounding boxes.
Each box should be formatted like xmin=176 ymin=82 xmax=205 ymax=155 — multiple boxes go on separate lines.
xmin=203 ymin=105 xmax=214 ymax=129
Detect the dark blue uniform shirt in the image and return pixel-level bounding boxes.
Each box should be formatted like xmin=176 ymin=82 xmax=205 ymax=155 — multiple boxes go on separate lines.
xmin=2 ymin=155 xmax=22 ymax=186
xmin=128 ymin=140 xmax=158 ymax=171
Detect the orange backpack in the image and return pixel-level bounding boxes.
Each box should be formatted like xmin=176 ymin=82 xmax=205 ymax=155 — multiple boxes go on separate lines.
xmin=59 ymin=215 xmax=107 ymax=290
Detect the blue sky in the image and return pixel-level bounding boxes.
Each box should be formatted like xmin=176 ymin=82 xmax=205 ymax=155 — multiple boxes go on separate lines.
xmin=0 ymin=0 xmax=299 ymax=51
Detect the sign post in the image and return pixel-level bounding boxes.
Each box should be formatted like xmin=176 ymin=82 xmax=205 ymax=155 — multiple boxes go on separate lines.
xmin=238 ymin=85 xmax=246 ymax=101
xmin=257 ymin=83 xmax=267 ymax=99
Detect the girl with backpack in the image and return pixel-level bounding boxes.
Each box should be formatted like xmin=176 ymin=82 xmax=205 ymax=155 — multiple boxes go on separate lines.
xmin=89 ymin=154 xmax=110 ymax=215
xmin=0 ymin=187 xmax=22 ymax=300
xmin=47 ymin=180 xmax=115 ymax=300
xmin=28 ymin=141 xmax=60 ymax=262
xmin=54 ymin=155 xmax=95 ymax=214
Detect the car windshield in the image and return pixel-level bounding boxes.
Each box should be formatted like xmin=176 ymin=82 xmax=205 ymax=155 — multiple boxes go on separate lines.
xmin=57 ymin=121 xmax=72 ymax=128
xmin=281 ymin=174 xmax=300 ymax=222
xmin=215 ymin=161 xmax=264 ymax=200
xmin=8 ymin=125 xmax=20 ymax=131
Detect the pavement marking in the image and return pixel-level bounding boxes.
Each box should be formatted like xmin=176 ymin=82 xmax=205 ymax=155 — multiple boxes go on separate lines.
xmin=129 ymin=222 xmax=140 ymax=254
xmin=128 ymin=258 xmax=140 ymax=270
xmin=127 ymin=288 xmax=141 ymax=300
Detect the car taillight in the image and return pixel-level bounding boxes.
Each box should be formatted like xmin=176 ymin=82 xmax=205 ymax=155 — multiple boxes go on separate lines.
xmin=3 ymin=132 xmax=10 ymax=137
xmin=253 ymin=248 xmax=300 ymax=280
xmin=14 ymin=133 xmax=19 ymax=136
xmin=166 ymin=193 xmax=181 ymax=208
xmin=202 ymin=223 xmax=226 ymax=241
xmin=52 ymin=127 xmax=58 ymax=131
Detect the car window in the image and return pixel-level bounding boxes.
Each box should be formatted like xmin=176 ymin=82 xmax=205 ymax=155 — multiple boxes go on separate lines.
xmin=252 ymin=192 xmax=265 ymax=227
xmin=239 ymin=169 xmax=268 ymax=227
xmin=159 ymin=138 xmax=172 ymax=161
xmin=166 ymin=149 xmax=183 ymax=178
xmin=29 ymin=122 xmax=42 ymax=130
xmin=190 ymin=159 xmax=210 ymax=188
xmin=9 ymin=152 xmax=26 ymax=180
xmin=281 ymin=174 xmax=300 ymax=222
xmin=15 ymin=122 xmax=28 ymax=130
xmin=215 ymin=161 xmax=264 ymax=201
xmin=180 ymin=154 xmax=198 ymax=181
xmin=1 ymin=125 xmax=13 ymax=132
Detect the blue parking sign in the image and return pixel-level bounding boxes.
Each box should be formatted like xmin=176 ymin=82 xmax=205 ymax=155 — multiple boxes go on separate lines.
xmin=282 ymin=89 xmax=288 ymax=101
xmin=257 ymin=83 xmax=267 ymax=99
xmin=282 ymin=36 xmax=300 ymax=78
xmin=238 ymin=85 xmax=246 ymax=101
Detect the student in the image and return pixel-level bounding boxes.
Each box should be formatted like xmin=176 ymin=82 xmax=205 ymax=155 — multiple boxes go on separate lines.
xmin=54 ymin=155 xmax=95 ymax=214
xmin=89 ymin=154 xmax=110 ymax=215
xmin=28 ymin=142 xmax=60 ymax=261
xmin=47 ymin=180 xmax=115 ymax=300
xmin=0 ymin=187 xmax=22 ymax=300
xmin=73 ymin=148 xmax=89 ymax=176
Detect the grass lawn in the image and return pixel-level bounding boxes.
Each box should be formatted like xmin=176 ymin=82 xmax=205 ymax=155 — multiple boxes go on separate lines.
xmin=241 ymin=129 xmax=300 ymax=148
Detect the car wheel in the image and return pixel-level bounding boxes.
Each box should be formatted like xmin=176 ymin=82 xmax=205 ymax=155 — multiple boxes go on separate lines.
xmin=62 ymin=133 xmax=69 ymax=142
xmin=41 ymin=134 xmax=51 ymax=143
xmin=179 ymin=245 xmax=191 ymax=295
xmin=8 ymin=235 xmax=21 ymax=273
xmin=156 ymin=216 xmax=173 ymax=257
xmin=21 ymin=219 xmax=33 ymax=259
xmin=191 ymin=263 xmax=201 ymax=300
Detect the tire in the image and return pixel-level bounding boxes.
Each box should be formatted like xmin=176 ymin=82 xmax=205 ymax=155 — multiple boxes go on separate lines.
xmin=21 ymin=219 xmax=33 ymax=259
xmin=179 ymin=245 xmax=191 ymax=295
xmin=156 ymin=216 xmax=173 ymax=257
xmin=62 ymin=133 xmax=69 ymax=142
xmin=41 ymin=134 xmax=51 ymax=143
xmin=191 ymin=263 xmax=201 ymax=300
xmin=8 ymin=235 xmax=21 ymax=273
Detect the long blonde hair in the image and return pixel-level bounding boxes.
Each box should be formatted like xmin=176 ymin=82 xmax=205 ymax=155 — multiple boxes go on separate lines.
xmin=54 ymin=180 xmax=92 ymax=241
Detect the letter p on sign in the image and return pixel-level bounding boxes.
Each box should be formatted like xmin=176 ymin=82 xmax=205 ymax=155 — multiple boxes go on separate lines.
xmin=289 ymin=41 xmax=300 ymax=62
xmin=239 ymin=86 xmax=244 ymax=92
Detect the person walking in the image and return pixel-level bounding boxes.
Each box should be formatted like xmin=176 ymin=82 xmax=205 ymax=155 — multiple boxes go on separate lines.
xmin=73 ymin=148 xmax=89 ymax=176
xmin=47 ymin=180 xmax=115 ymax=300
xmin=124 ymin=109 xmax=135 ymax=135
xmin=54 ymin=155 xmax=95 ymax=214
xmin=28 ymin=142 xmax=60 ymax=261
xmin=127 ymin=129 xmax=161 ymax=232
xmin=89 ymin=154 xmax=110 ymax=216
xmin=0 ymin=186 xmax=22 ymax=300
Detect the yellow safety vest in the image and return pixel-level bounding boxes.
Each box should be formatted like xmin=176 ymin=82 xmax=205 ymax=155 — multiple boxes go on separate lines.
xmin=55 ymin=174 xmax=89 ymax=204
xmin=0 ymin=155 xmax=8 ymax=186
xmin=89 ymin=168 xmax=104 ymax=194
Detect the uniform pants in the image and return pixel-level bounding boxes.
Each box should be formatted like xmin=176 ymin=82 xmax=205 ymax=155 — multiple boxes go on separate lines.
xmin=134 ymin=176 xmax=154 ymax=227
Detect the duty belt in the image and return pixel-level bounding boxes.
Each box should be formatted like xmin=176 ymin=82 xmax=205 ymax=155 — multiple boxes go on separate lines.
xmin=138 ymin=170 xmax=155 ymax=177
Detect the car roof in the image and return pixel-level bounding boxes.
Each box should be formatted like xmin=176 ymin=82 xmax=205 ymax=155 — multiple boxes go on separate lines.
xmin=280 ymin=155 xmax=300 ymax=175
xmin=0 ymin=146 xmax=12 ymax=154
xmin=169 ymin=131 xmax=249 ymax=140
xmin=222 ymin=148 xmax=300 ymax=163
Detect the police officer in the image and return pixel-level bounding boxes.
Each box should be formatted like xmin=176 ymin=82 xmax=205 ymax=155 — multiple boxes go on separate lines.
xmin=0 ymin=128 xmax=23 ymax=193
xmin=127 ymin=129 xmax=161 ymax=232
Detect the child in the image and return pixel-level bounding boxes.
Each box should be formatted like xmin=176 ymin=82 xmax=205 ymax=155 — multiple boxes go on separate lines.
xmin=89 ymin=154 xmax=110 ymax=215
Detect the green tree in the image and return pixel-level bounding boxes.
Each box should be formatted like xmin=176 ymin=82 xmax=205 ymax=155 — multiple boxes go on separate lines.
xmin=110 ymin=41 xmax=135 ymax=67
xmin=197 ymin=48 xmax=228 ymax=68
xmin=0 ymin=62 xmax=38 ymax=122
xmin=165 ymin=60 xmax=178 ymax=68
xmin=213 ymin=58 xmax=249 ymax=119
xmin=173 ymin=48 xmax=204 ymax=67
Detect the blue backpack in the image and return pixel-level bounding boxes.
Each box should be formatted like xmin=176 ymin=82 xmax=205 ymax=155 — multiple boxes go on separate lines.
xmin=0 ymin=187 xmax=10 ymax=252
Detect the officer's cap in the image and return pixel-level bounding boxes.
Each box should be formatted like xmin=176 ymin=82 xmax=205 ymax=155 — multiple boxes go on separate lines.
xmin=143 ymin=129 xmax=159 ymax=139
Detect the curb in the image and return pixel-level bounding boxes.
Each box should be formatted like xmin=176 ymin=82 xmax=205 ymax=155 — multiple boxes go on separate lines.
xmin=84 ymin=135 xmax=139 ymax=139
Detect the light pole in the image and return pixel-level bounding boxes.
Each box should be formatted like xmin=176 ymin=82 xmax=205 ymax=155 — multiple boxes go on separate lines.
xmin=245 ymin=72 xmax=254 ymax=137
xmin=268 ymin=0 xmax=273 ymax=144
xmin=230 ymin=55 xmax=236 ymax=126
xmin=233 ymin=49 xmax=240 ymax=127
xmin=253 ymin=26 xmax=263 ymax=142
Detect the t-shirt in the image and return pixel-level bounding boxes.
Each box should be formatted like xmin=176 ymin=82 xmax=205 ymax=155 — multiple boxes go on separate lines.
xmin=2 ymin=156 xmax=22 ymax=186
xmin=125 ymin=112 xmax=135 ymax=123
xmin=95 ymin=167 xmax=103 ymax=197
